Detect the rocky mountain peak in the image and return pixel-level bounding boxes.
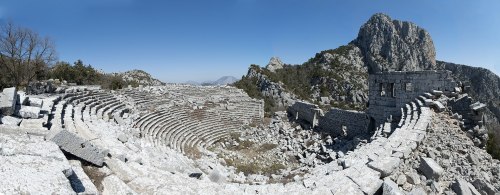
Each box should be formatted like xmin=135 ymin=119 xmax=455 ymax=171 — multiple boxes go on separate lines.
xmin=354 ymin=13 xmax=438 ymax=73
xmin=266 ymin=57 xmax=284 ymax=72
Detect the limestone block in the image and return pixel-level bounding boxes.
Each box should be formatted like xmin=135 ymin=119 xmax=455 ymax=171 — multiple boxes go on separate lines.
xmin=16 ymin=106 xmax=41 ymax=119
xmin=472 ymin=179 xmax=497 ymax=195
xmin=47 ymin=128 xmax=108 ymax=166
xmin=0 ymin=87 xmax=17 ymax=115
xmin=0 ymin=133 xmax=75 ymax=194
xmin=344 ymin=166 xmax=383 ymax=195
xmin=102 ymin=175 xmax=137 ymax=195
xmin=382 ymin=178 xmax=404 ymax=195
xmin=367 ymin=156 xmax=400 ymax=177
xmin=29 ymin=97 xmax=44 ymax=108
xmin=419 ymin=157 xmax=444 ymax=180
xmin=0 ymin=125 xmax=48 ymax=136
xmin=105 ymin=158 xmax=139 ymax=183
xmin=19 ymin=118 xmax=45 ymax=129
xmin=329 ymin=176 xmax=364 ymax=195
xmin=0 ymin=115 xmax=22 ymax=126
xmin=68 ymin=160 xmax=99 ymax=195
xmin=452 ymin=178 xmax=478 ymax=195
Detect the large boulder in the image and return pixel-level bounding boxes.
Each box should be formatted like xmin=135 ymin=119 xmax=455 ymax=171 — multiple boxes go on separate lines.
xmin=0 ymin=87 xmax=18 ymax=116
xmin=354 ymin=13 xmax=438 ymax=73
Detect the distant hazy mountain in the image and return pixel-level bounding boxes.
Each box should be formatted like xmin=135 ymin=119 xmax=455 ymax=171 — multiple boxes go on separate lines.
xmin=184 ymin=80 xmax=201 ymax=86
xmin=186 ymin=76 xmax=239 ymax=86
xmin=212 ymin=76 xmax=239 ymax=85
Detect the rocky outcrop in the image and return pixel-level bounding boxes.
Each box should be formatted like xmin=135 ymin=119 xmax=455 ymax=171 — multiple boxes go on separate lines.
xmin=353 ymin=13 xmax=438 ymax=73
xmin=114 ymin=69 xmax=164 ymax=86
xmin=265 ymin=57 xmax=284 ymax=72
xmin=246 ymin=65 xmax=296 ymax=108
xmin=440 ymin=61 xmax=500 ymax=125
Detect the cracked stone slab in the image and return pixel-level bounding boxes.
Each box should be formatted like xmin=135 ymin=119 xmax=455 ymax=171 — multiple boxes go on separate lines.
xmin=367 ymin=156 xmax=400 ymax=177
xmin=419 ymin=157 xmax=444 ymax=180
xmin=46 ymin=128 xmax=108 ymax=166
xmin=0 ymin=133 xmax=75 ymax=194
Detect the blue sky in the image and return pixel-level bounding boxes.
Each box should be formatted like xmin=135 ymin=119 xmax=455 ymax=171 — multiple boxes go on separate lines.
xmin=1 ymin=0 xmax=499 ymax=82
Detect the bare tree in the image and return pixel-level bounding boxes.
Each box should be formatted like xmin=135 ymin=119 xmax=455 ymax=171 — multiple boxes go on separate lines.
xmin=0 ymin=21 xmax=56 ymax=87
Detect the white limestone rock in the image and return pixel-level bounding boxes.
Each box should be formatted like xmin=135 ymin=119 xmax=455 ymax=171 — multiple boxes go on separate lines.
xmin=68 ymin=160 xmax=99 ymax=195
xmin=354 ymin=13 xmax=438 ymax=73
xmin=0 ymin=87 xmax=17 ymax=115
xmin=419 ymin=157 xmax=444 ymax=180
xmin=265 ymin=57 xmax=284 ymax=72
xmin=29 ymin=97 xmax=44 ymax=108
xmin=367 ymin=156 xmax=400 ymax=177
xmin=0 ymin=115 xmax=22 ymax=126
xmin=0 ymin=133 xmax=75 ymax=194
xmin=102 ymin=175 xmax=137 ymax=195
xmin=46 ymin=128 xmax=109 ymax=166
xmin=19 ymin=118 xmax=46 ymax=129
xmin=382 ymin=178 xmax=404 ymax=195
xmin=16 ymin=106 xmax=41 ymax=119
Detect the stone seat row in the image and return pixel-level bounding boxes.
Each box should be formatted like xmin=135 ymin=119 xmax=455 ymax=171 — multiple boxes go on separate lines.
xmin=134 ymin=106 xmax=238 ymax=153
xmin=301 ymin=92 xmax=435 ymax=194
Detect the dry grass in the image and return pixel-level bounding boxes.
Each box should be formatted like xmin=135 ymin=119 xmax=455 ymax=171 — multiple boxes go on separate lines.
xmin=184 ymin=146 xmax=202 ymax=159
xmin=257 ymin=143 xmax=277 ymax=152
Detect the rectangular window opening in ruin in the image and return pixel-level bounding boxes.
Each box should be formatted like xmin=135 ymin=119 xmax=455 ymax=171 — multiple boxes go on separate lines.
xmin=405 ymin=83 xmax=412 ymax=92
xmin=379 ymin=83 xmax=384 ymax=96
xmin=390 ymin=83 xmax=395 ymax=98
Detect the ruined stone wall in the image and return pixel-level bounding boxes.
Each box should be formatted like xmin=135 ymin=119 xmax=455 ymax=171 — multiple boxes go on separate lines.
xmin=318 ymin=108 xmax=370 ymax=139
xmin=368 ymin=70 xmax=457 ymax=123
xmin=287 ymin=101 xmax=321 ymax=127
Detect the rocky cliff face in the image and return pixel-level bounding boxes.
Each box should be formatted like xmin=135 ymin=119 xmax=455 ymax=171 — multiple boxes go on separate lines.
xmin=354 ymin=13 xmax=438 ymax=73
xmin=236 ymin=13 xmax=500 ymax=143
xmin=440 ymin=61 xmax=500 ymax=138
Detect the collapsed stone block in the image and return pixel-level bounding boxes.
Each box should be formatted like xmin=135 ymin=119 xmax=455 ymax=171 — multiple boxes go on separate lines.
xmin=0 ymin=115 xmax=22 ymax=126
xmin=367 ymin=156 xmax=400 ymax=177
xmin=102 ymin=175 xmax=137 ymax=195
xmin=451 ymin=178 xmax=481 ymax=195
xmin=29 ymin=98 xmax=44 ymax=108
xmin=0 ymin=87 xmax=17 ymax=115
xmin=419 ymin=157 xmax=444 ymax=180
xmin=16 ymin=106 xmax=41 ymax=119
xmin=46 ymin=128 xmax=108 ymax=166
xmin=382 ymin=178 xmax=404 ymax=195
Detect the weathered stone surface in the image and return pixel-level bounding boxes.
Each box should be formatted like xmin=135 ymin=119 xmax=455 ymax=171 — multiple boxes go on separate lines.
xmin=0 ymin=125 xmax=48 ymax=136
xmin=329 ymin=176 xmax=364 ymax=195
xmin=102 ymin=175 xmax=137 ymax=195
xmin=265 ymin=57 xmax=284 ymax=72
xmin=354 ymin=13 xmax=437 ymax=73
xmin=117 ymin=134 xmax=128 ymax=143
xmin=472 ymin=179 xmax=496 ymax=195
xmin=0 ymin=87 xmax=17 ymax=115
xmin=382 ymin=178 xmax=404 ymax=195
xmin=16 ymin=106 xmax=41 ymax=119
xmin=105 ymin=158 xmax=139 ymax=182
xmin=68 ymin=160 xmax=99 ymax=195
xmin=19 ymin=118 xmax=46 ymax=129
xmin=452 ymin=178 xmax=474 ymax=195
xmin=29 ymin=97 xmax=44 ymax=108
xmin=344 ymin=166 xmax=383 ymax=195
xmin=367 ymin=156 xmax=400 ymax=177
xmin=0 ymin=115 xmax=22 ymax=126
xmin=419 ymin=157 xmax=444 ymax=180
xmin=47 ymin=128 xmax=108 ymax=166
xmin=0 ymin=133 xmax=75 ymax=194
